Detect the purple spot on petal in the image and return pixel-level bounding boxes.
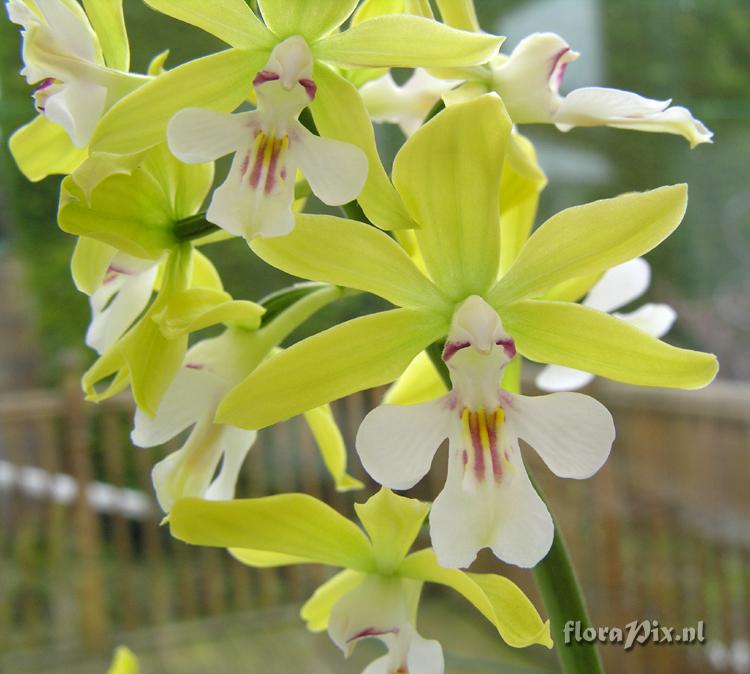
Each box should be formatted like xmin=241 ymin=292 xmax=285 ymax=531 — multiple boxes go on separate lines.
xmin=442 ymin=340 xmax=470 ymax=362
xmin=496 ymin=338 xmax=516 ymax=359
xmin=299 ymin=78 xmax=317 ymax=100
xmin=348 ymin=626 xmax=399 ymax=643
xmin=185 ymin=363 xmax=204 ymax=370
xmin=548 ymin=47 xmax=570 ymax=91
xmin=253 ymin=69 xmax=279 ymax=87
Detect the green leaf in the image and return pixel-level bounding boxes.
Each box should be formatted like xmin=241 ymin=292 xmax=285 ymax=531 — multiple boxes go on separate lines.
xmin=70 ymin=237 xmax=116 ymax=295
xmin=311 ymin=63 xmax=416 ymax=230
xmin=144 ymin=0 xmax=275 ymax=49
xmin=301 ymin=569 xmax=365 ymax=632
xmin=170 ymin=495 xmax=376 ymax=571
xmin=303 ymin=405 xmax=364 ymax=492
xmin=489 ymin=185 xmax=688 ymax=306
xmin=392 ymin=94 xmax=510 ymax=298
xmin=399 ymin=549 xmax=552 ymax=649
xmin=503 ymin=299 xmax=719 ymax=389
xmin=217 ymin=308 xmax=448 ymax=429
xmin=259 ymin=0 xmax=357 ymax=41
xmin=90 ymin=49 xmax=267 ymax=155
xmin=82 ymin=0 xmax=130 ymax=70
xmin=315 ymin=15 xmax=501 ymax=68
xmin=354 ymin=489 xmax=429 ymax=572
xmin=9 ymin=115 xmax=88 ymax=182
xmin=251 ymin=214 xmax=447 ymax=310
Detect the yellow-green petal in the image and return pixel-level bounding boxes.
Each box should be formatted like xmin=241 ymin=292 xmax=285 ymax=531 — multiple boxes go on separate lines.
xmin=398 ymin=549 xmax=552 ymax=649
xmin=70 ymin=237 xmax=116 ymax=295
xmin=393 ymin=94 xmax=511 ymax=299
xmin=311 ymin=63 xmax=416 ymax=231
xmin=82 ymin=0 xmax=130 ymax=70
xmin=503 ymin=299 xmax=719 ymax=389
xmin=251 ymin=214 xmax=447 ymax=310
xmin=303 ymin=405 xmax=364 ymax=492
xmin=435 ymin=0 xmax=480 ymax=31
xmin=90 ymin=49 xmax=266 ymax=155
xmin=315 ymin=15 xmax=501 ymax=68
xmin=489 ymin=184 xmax=688 ymax=307
xmin=9 ymin=115 xmax=88 ymax=182
xmin=301 ymin=569 xmax=365 ymax=632
xmin=154 ymin=289 xmax=265 ymax=338
xmin=230 ymin=548 xmax=315 ymax=567
xmin=144 ymin=0 xmax=275 ymax=49
xmin=354 ymin=489 xmax=429 ymax=572
xmin=259 ymin=0 xmax=357 ymax=41
xmin=217 ymin=308 xmax=448 ymax=430
xmin=170 ymin=495 xmax=375 ymax=571
xmin=384 ymin=351 xmax=446 ymax=406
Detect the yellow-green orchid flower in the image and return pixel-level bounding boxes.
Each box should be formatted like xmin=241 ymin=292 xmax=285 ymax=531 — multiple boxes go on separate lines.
xmin=6 ymin=0 xmax=146 ymax=180
xmin=217 ymin=94 xmax=716 ymax=426
xmin=87 ymin=0 xmax=503 ymax=231
xmin=60 ymin=144 xmax=264 ymax=415
xmin=131 ymin=284 xmax=362 ymax=512
xmin=167 ymin=36 xmax=368 ymax=241
xmin=207 ymin=95 xmax=716 ymax=567
xmin=105 ymin=646 xmax=138 ymax=674
xmin=170 ymin=488 xmax=553 ymax=671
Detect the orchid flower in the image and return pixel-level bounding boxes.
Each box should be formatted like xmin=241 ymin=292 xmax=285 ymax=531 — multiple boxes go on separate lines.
xmin=169 ymin=488 xmax=553 ymax=669
xmin=6 ymin=0 xmax=144 ymax=179
xmin=537 ymin=258 xmax=677 ymax=392
xmin=59 ymin=144 xmax=266 ymax=416
xmin=167 ymin=37 xmax=368 ymax=241
xmin=357 ymin=295 xmax=614 ymax=568
xmin=131 ymin=285 xmax=362 ymax=512
xmin=207 ymin=96 xmax=716 ymax=566
xmin=87 ymin=0 xmax=503 ymax=230
xmin=360 ymin=32 xmax=712 ymax=147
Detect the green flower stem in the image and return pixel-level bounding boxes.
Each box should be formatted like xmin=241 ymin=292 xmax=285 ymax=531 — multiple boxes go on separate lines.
xmin=173 ymin=212 xmax=218 ymax=241
xmin=427 ymin=340 xmax=604 ymax=674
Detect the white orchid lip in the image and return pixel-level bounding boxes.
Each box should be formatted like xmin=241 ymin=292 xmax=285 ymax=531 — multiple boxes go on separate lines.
xmin=357 ymin=295 xmax=615 ymax=568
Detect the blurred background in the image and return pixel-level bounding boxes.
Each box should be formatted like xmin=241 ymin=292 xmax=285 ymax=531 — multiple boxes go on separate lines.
xmin=0 ymin=0 xmax=748 ymax=672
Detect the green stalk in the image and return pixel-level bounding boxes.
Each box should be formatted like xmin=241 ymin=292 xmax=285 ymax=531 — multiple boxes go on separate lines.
xmin=173 ymin=212 xmax=218 ymax=241
xmin=427 ymin=340 xmax=604 ymax=674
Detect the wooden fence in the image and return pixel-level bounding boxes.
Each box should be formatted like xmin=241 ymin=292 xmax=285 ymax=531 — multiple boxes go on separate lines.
xmin=0 ymin=369 xmax=748 ymax=673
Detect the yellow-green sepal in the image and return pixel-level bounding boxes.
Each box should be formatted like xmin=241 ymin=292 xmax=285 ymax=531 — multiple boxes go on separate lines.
xmin=90 ymin=48 xmax=267 ymax=155
xmin=82 ymin=0 xmax=130 ymax=70
xmin=503 ymin=300 xmax=719 ymax=389
xmin=106 ymin=646 xmax=139 ymax=674
xmin=398 ymin=549 xmax=553 ymax=649
xmin=311 ymin=63 xmax=417 ymax=231
xmin=393 ymin=94 xmax=510 ymax=299
xmin=489 ymin=185 xmax=689 ymax=306
xmin=70 ymin=237 xmax=117 ymax=295
xmin=170 ymin=495 xmax=376 ymax=571
xmin=354 ymin=489 xmax=429 ymax=573
xmin=301 ymin=569 xmax=366 ymax=632
xmin=217 ymin=308 xmax=448 ymax=430
xmin=302 ymin=405 xmax=364 ymax=492
xmin=9 ymin=115 xmax=88 ymax=182
xmin=251 ymin=214 xmax=448 ymax=310
xmin=144 ymin=0 xmax=275 ymax=49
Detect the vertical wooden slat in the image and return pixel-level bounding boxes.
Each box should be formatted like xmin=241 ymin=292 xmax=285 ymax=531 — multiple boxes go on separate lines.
xmin=64 ymin=360 xmax=109 ymax=651
xmin=100 ymin=409 xmax=138 ymax=631
xmin=133 ymin=445 xmax=171 ymax=626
